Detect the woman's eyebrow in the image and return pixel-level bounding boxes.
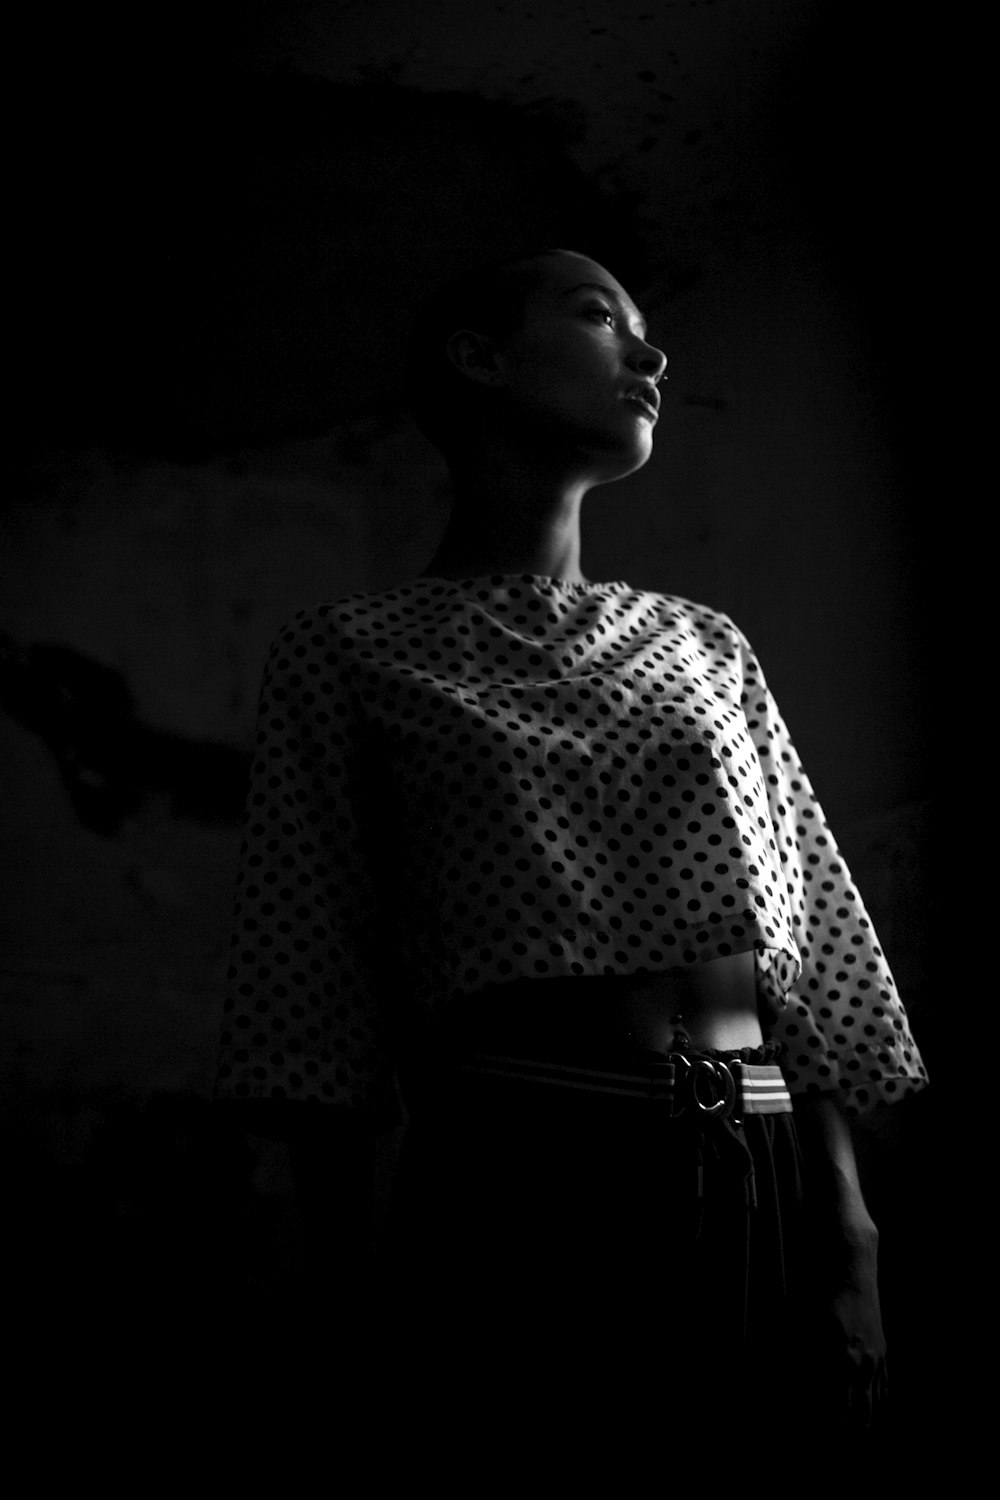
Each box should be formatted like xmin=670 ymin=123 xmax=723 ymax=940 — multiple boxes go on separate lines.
xmin=559 ymin=282 xmax=648 ymax=336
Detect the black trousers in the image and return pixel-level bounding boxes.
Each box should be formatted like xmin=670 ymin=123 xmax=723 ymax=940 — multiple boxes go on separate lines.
xmin=380 ymin=1045 xmax=813 ymax=1444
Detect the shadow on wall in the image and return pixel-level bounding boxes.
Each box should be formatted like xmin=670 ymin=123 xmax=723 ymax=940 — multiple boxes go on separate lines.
xmin=1 ymin=635 xmax=249 ymax=835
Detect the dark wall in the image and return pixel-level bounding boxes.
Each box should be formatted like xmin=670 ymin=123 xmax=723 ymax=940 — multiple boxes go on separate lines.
xmin=6 ymin=0 xmax=941 ymax=1436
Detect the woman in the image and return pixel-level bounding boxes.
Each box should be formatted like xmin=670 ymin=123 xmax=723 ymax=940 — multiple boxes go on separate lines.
xmin=216 ymin=248 xmax=926 ymax=1442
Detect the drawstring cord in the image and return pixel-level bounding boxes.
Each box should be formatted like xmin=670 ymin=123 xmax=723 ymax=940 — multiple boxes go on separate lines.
xmin=693 ymin=1115 xmax=758 ymax=1217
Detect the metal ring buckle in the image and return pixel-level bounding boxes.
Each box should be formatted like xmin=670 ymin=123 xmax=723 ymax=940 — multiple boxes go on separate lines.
xmin=667 ymin=1051 xmax=691 ymax=1116
xmin=690 ymin=1058 xmax=737 ymax=1118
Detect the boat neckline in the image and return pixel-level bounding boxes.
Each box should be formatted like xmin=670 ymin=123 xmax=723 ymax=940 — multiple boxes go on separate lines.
xmin=409 ymin=573 xmax=631 ymax=591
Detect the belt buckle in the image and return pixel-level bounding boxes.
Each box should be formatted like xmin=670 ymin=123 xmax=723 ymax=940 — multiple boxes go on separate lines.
xmin=668 ymin=1054 xmax=738 ymax=1119
xmin=667 ymin=1051 xmax=691 ymax=1116
xmin=691 ymin=1057 xmax=737 ymax=1118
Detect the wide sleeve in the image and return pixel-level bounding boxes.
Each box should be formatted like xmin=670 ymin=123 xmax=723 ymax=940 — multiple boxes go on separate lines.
xmin=215 ymin=609 xmax=399 ymax=1117
xmin=735 ymin=624 xmax=928 ymax=1115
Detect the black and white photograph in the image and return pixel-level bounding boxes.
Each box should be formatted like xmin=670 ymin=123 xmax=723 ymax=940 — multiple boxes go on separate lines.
xmin=5 ymin=0 xmax=945 ymax=1476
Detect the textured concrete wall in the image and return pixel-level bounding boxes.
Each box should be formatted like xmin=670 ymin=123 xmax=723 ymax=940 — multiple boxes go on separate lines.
xmin=6 ymin=0 xmax=939 ymax=1428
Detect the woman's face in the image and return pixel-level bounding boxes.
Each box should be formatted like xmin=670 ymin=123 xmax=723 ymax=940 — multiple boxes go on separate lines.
xmin=489 ymin=252 xmax=668 ymax=481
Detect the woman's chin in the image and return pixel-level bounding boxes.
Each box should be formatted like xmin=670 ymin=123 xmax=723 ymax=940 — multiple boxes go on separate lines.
xmin=588 ymin=432 xmax=654 ymax=484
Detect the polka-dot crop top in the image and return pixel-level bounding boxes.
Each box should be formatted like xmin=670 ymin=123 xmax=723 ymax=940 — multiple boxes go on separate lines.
xmin=216 ymin=574 xmax=927 ymax=1116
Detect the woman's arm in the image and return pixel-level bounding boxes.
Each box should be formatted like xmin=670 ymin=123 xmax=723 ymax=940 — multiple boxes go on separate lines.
xmin=792 ymin=1092 xmax=888 ymax=1431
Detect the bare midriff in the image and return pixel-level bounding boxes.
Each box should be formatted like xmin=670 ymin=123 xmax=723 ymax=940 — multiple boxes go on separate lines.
xmin=449 ymin=950 xmax=762 ymax=1059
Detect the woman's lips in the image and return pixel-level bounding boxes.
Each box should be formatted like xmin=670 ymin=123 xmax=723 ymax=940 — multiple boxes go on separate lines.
xmin=623 ymin=393 xmax=659 ymax=421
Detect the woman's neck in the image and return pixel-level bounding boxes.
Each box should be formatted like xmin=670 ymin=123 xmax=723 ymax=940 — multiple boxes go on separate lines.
xmin=420 ymin=450 xmax=589 ymax=583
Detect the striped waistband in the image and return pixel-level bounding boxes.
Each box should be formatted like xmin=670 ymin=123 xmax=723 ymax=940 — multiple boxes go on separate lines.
xmin=460 ymin=1050 xmax=793 ymax=1120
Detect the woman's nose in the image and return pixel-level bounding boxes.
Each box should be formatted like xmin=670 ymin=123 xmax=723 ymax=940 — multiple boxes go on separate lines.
xmin=627 ymin=340 xmax=668 ymax=383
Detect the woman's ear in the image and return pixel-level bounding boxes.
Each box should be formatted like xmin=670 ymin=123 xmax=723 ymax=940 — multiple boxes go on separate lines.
xmin=444 ymin=329 xmax=504 ymax=388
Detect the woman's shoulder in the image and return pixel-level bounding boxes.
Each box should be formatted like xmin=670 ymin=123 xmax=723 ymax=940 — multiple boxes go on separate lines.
xmin=634 ymin=587 xmax=748 ymax=648
xmin=266 ymin=583 xmax=415 ymax=650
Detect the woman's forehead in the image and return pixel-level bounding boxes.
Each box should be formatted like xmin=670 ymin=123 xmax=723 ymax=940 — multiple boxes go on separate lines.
xmin=527 ymin=253 xmax=643 ymax=325
xmin=534 ymin=252 xmax=620 ymax=291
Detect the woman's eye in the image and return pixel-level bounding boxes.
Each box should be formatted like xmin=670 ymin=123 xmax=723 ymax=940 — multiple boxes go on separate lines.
xmin=584 ymin=305 xmax=616 ymax=327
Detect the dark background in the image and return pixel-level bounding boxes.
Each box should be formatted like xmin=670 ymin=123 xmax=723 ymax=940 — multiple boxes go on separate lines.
xmin=4 ymin=0 xmax=944 ymax=1445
